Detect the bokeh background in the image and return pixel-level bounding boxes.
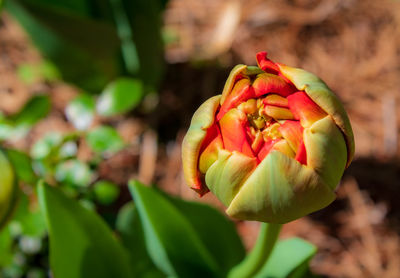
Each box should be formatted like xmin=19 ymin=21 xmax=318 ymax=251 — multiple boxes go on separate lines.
xmin=1 ymin=0 xmax=400 ymax=277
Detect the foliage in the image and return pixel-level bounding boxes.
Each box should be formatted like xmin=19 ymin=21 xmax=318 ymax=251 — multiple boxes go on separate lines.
xmin=5 ymin=0 xmax=165 ymax=93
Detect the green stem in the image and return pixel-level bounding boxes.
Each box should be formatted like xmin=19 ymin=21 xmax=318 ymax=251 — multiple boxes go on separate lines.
xmin=228 ymin=223 xmax=282 ymax=278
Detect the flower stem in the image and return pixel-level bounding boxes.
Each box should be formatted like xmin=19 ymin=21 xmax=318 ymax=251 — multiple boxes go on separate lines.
xmin=228 ymin=222 xmax=282 ymax=278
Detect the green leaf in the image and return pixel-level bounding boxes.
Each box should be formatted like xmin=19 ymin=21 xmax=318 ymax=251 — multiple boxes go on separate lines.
xmin=38 ymin=181 xmax=133 ymax=278
xmin=12 ymin=95 xmax=51 ymax=127
xmin=116 ymin=202 xmax=164 ymax=278
xmin=6 ymin=149 xmax=37 ymax=185
xmin=167 ymin=195 xmax=245 ymax=276
xmin=65 ymin=93 xmax=95 ymax=130
xmin=17 ymin=63 xmax=37 ymax=84
xmin=17 ymin=61 xmax=60 ymax=84
xmin=0 ymin=149 xmax=18 ymax=229
xmin=0 ymin=226 xmax=13 ymax=266
xmin=116 ymin=0 xmax=165 ymax=90
xmin=254 ymin=238 xmax=317 ymax=278
xmin=86 ymin=126 xmax=125 ymax=154
xmin=97 ymin=78 xmax=143 ymax=116
xmin=10 ymin=193 xmax=46 ymax=237
xmin=6 ymin=0 xmax=121 ymax=92
xmin=55 ymin=159 xmax=93 ymax=187
xmin=129 ymin=180 xmax=220 ymax=278
xmin=31 ymin=132 xmax=78 ymax=162
xmin=93 ymin=180 xmax=120 ymax=205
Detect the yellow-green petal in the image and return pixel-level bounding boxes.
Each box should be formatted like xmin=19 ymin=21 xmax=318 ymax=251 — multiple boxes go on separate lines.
xmin=226 ymin=151 xmax=335 ymax=223
xmin=278 ymin=64 xmax=354 ymax=167
xmin=206 ymin=150 xmax=257 ymax=207
xmin=304 ymin=115 xmax=347 ymax=190
xmin=220 ymin=65 xmax=264 ymax=105
xmin=182 ymin=95 xmax=221 ymax=191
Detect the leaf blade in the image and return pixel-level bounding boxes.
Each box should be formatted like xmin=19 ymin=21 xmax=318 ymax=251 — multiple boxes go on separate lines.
xmin=38 ymin=181 xmax=132 ymax=278
xmin=129 ymin=180 xmax=220 ymax=278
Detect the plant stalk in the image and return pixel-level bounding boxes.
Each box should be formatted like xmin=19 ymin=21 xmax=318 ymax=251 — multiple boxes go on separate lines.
xmin=228 ymin=222 xmax=282 ymax=278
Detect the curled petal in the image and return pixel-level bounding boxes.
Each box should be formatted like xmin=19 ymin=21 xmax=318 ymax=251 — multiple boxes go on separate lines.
xmin=295 ymin=141 xmax=307 ymax=165
xmin=217 ymin=78 xmax=254 ymax=120
xmin=219 ymin=108 xmax=254 ymax=157
xmin=287 ymin=92 xmax=326 ymax=128
xmin=220 ymin=65 xmax=263 ymax=105
xmin=182 ymin=95 xmax=221 ymax=194
xmin=264 ymin=105 xmax=294 ymax=120
xmin=303 ymin=116 xmax=347 ymax=190
xmin=272 ymin=140 xmax=295 ymax=158
xmin=199 ymin=125 xmax=223 ymax=174
xmin=257 ymin=139 xmax=279 ymax=161
xmin=252 ymin=73 xmax=295 ymax=98
xmin=278 ymin=64 xmax=355 ymax=166
xmin=206 ymin=150 xmax=257 ymax=206
xmin=263 ymin=94 xmax=289 ymax=108
xmin=256 ymin=51 xmax=280 ymax=73
xmin=278 ymin=120 xmax=303 ymax=152
xmin=226 ymin=151 xmax=335 ymax=223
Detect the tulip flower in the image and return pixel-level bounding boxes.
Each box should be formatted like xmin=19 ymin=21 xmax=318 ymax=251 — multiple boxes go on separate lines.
xmin=182 ymin=52 xmax=354 ymax=223
xmin=0 ymin=149 xmax=17 ymax=229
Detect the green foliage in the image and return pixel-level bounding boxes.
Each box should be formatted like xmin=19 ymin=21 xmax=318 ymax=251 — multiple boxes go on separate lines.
xmin=10 ymin=193 xmax=46 ymax=238
xmin=17 ymin=61 xmax=60 ymax=84
xmin=6 ymin=149 xmax=37 ymax=184
xmin=116 ymin=202 xmax=164 ymax=278
xmin=65 ymin=94 xmax=95 ymax=130
xmin=6 ymin=0 xmax=166 ymax=93
xmin=12 ymin=95 xmax=51 ymax=127
xmin=254 ymin=238 xmax=317 ymax=278
xmin=0 ymin=95 xmax=50 ymax=141
xmin=86 ymin=125 xmax=125 ymax=154
xmin=0 ymin=150 xmax=18 ymax=229
xmin=93 ymin=181 xmax=120 ymax=205
xmin=6 ymin=0 xmax=121 ymax=92
xmin=54 ymin=159 xmax=94 ymax=187
xmin=129 ymin=180 xmax=226 ymax=278
xmin=38 ymin=181 xmax=133 ymax=278
xmin=97 ymin=78 xmax=143 ymax=116
xmin=166 ymin=195 xmax=246 ymax=276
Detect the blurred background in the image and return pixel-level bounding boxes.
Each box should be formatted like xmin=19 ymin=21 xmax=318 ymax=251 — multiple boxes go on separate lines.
xmin=1 ymin=0 xmax=400 ymax=277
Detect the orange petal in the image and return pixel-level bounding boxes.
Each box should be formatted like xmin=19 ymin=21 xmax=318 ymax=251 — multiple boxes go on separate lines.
xmin=252 ymin=73 xmax=296 ymax=98
xmin=217 ymin=78 xmax=254 ymax=120
xmin=287 ymin=91 xmax=327 ymax=128
xmin=219 ymin=109 xmax=254 ymax=158
xmin=257 ymin=139 xmax=279 ymax=161
xmin=199 ymin=131 xmax=223 ymax=174
xmin=278 ymin=120 xmax=303 ymax=152
xmin=263 ymin=94 xmax=289 ymax=107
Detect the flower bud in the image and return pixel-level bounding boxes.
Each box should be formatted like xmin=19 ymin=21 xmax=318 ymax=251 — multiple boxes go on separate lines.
xmin=182 ymin=52 xmax=354 ymax=223
xmin=0 ymin=149 xmax=18 ymax=229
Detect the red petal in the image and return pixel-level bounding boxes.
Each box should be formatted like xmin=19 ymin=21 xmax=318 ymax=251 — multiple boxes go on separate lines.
xmin=257 ymin=139 xmax=279 ymax=161
xmin=256 ymin=51 xmax=280 ymax=73
xmin=219 ymin=109 xmax=255 ymax=158
xmin=200 ymin=124 xmax=222 ymax=153
xmin=295 ymin=141 xmax=307 ymax=165
xmin=252 ymin=73 xmax=296 ymax=98
xmin=217 ymin=78 xmax=254 ymax=120
xmin=287 ymin=92 xmax=327 ymax=127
